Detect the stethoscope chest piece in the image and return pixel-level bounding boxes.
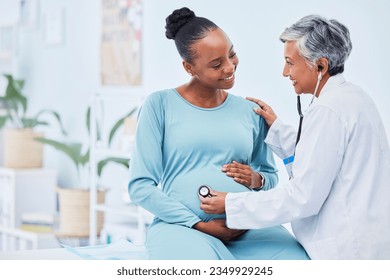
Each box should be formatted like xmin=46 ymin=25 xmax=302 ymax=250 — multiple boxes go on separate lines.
xmin=198 ymin=185 xmax=212 ymax=198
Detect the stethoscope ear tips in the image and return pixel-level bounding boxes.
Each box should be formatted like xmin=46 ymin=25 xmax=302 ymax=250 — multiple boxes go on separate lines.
xmin=198 ymin=185 xmax=212 ymax=198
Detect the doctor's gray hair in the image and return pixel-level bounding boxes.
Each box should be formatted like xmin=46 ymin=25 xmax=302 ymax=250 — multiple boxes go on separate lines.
xmin=280 ymin=15 xmax=352 ymax=76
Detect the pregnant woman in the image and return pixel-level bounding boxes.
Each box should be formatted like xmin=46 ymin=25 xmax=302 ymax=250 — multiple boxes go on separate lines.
xmin=128 ymin=7 xmax=309 ymax=260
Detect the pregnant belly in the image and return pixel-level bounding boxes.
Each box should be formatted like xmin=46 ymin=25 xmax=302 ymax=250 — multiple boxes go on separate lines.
xmin=164 ymin=168 xmax=252 ymax=222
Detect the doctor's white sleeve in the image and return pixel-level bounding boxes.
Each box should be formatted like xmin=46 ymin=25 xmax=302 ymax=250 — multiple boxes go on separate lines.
xmin=226 ymin=106 xmax=346 ymax=229
xmin=264 ymin=118 xmax=297 ymax=177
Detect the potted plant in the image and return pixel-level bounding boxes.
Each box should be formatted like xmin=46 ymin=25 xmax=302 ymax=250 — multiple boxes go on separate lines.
xmin=0 ymin=73 xmax=67 ymax=168
xmin=36 ymin=106 xmax=137 ymax=237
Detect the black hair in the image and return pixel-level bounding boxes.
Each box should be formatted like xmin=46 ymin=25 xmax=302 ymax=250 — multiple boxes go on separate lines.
xmin=165 ymin=7 xmax=218 ymax=63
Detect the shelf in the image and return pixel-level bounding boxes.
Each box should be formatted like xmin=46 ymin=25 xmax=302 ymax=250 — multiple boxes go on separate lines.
xmin=89 ymin=92 xmax=147 ymax=246
xmin=0 ymin=168 xmax=57 ymax=228
xmin=0 ymin=168 xmax=58 ymax=251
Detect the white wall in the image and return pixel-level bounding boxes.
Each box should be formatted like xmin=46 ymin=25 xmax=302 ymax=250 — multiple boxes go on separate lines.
xmin=6 ymin=0 xmax=390 ymax=186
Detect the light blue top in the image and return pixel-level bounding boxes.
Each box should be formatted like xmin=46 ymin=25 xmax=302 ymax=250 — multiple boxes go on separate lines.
xmin=128 ymin=89 xmax=278 ymax=227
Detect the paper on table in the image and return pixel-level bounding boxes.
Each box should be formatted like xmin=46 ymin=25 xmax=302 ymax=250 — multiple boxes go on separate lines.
xmin=62 ymin=238 xmax=147 ymax=260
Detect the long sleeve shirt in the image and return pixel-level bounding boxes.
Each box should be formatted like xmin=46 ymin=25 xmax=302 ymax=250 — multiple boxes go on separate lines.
xmin=129 ymin=89 xmax=278 ymax=228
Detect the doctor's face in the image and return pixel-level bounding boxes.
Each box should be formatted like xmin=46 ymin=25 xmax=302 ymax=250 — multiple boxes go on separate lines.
xmin=282 ymin=41 xmax=319 ymax=95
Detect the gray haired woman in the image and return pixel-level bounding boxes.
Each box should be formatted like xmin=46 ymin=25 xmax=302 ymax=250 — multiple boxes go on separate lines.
xmin=200 ymin=15 xmax=390 ymax=259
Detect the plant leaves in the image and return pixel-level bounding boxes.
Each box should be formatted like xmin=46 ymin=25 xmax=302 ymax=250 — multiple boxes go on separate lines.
xmin=0 ymin=115 xmax=9 ymax=129
xmin=35 ymin=137 xmax=85 ymax=169
xmin=87 ymin=106 xmax=101 ymax=141
xmin=80 ymin=148 xmax=90 ymax=165
xmin=3 ymin=74 xmax=27 ymax=114
xmin=108 ymin=107 xmax=137 ymax=146
xmin=13 ymin=78 xmax=25 ymax=90
xmin=86 ymin=106 xmax=90 ymax=135
xmin=34 ymin=109 xmax=68 ymax=135
xmin=21 ymin=118 xmax=48 ymax=128
xmin=97 ymin=157 xmax=130 ymax=177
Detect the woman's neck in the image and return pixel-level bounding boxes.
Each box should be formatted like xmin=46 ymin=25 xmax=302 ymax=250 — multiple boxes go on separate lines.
xmin=176 ymin=84 xmax=227 ymax=108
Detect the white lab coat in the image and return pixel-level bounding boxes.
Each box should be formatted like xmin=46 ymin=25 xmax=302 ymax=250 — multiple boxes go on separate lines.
xmin=226 ymin=74 xmax=390 ymax=259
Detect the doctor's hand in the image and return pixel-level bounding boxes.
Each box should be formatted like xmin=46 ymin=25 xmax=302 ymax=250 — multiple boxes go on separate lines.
xmin=246 ymin=97 xmax=277 ymax=127
xmin=193 ymin=219 xmax=246 ymax=242
xmin=199 ymin=190 xmax=227 ymax=214
xmin=222 ymin=161 xmax=262 ymax=189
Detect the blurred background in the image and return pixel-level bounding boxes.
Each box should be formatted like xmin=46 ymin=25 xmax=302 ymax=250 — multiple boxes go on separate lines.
xmin=0 ymin=0 xmax=389 ymax=251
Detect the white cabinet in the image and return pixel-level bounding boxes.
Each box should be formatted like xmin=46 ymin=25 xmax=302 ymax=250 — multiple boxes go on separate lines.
xmin=89 ymin=92 xmax=153 ymax=246
xmin=0 ymin=168 xmax=57 ymax=228
xmin=0 ymin=168 xmax=57 ymax=251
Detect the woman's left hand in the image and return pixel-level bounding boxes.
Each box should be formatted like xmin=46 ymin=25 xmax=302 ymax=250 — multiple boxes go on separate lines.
xmin=193 ymin=219 xmax=246 ymax=242
xmin=222 ymin=161 xmax=262 ymax=189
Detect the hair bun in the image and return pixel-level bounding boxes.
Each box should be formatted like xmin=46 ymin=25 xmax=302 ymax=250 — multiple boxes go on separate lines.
xmin=165 ymin=7 xmax=196 ymax=40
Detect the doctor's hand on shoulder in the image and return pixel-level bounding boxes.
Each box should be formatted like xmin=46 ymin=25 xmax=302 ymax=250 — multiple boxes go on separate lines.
xmin=246 ymin=97 xmax=277 ymax=127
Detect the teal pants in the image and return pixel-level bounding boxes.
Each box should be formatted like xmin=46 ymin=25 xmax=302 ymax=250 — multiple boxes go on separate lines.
xmin=146 ymin=221 xmax=310 ymax=260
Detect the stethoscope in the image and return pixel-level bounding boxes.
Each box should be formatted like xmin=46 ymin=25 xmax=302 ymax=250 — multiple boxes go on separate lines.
xmin=198 ymin=185 xmax=214 ymax=198
xmin=295 ymin=66 xmax=323 ymax=145
xmin=290 ymin=66 xmax=323 ymax=180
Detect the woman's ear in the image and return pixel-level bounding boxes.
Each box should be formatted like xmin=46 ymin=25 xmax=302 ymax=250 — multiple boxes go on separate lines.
xmin=182 ymin=60 xmax=194 ymax=76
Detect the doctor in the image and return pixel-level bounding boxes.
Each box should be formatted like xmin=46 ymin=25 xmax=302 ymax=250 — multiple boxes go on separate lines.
xmin=199 ymin=15 xmax=390 ymax=259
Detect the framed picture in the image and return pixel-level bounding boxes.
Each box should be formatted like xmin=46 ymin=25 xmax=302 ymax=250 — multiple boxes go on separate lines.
xmin=20 ymin=0 xmax=39 ymax=30
xmin=43 ymin=6 xmax=65 ymax=46
xmin=0 ymin=25 xmax=18 ymax=73
xmin=100 ymin=0 xmax=142 ymax=86
xmin=0 ymin=0 xmax=20 ymax=72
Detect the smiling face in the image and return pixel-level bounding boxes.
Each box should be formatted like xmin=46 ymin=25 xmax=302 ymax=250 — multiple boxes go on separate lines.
xmin=282 ymin=41 xmax=319 ymax=95
xmin=185 ymin=28 xmax=239 ymax=90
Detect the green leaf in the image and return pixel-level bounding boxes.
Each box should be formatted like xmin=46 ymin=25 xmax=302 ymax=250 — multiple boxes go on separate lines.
xmin=2 ymin=74 xmax=27 ymax=128
xmin=97 ymin=157 xmax=130 ymax=177
xmin=1 ymin=74 xmax=68 ymax=132
xmin=21 ymin=118 xmax=48 ymax=128
xmin=108 ymin=107 xmax=137 ymax=146
xmin=80 ymin=148 xmax=90 ymax=166
xmin=35 ymin=137 xmax=84 ymax=169
xmin=34 ymin=109 xmax=68 ymax=135
xmin=0 ymin=116 xmax=9 ymax=129
xmin=86 ymin=106 xmax=101 ymax=141
xmin=3 ymin=74 xmax=27 ymax=114
xmin=86 ymin=106 xmax=91 ymax=135
xmin=14 ymin=79 xmax=25 ymax=90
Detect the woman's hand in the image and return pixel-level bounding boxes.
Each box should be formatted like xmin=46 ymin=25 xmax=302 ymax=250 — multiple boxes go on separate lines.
xmin=222 ymin=161 xmax=262 ymax=189
xmin=246 ymin=97 xmax=277 ymax=127
xmin=193 ymin=219 xmax=246 ymax=242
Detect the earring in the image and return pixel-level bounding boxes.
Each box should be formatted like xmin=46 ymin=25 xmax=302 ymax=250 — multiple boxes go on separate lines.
xmin=188 ymin=72 xmax=194 ymax=76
